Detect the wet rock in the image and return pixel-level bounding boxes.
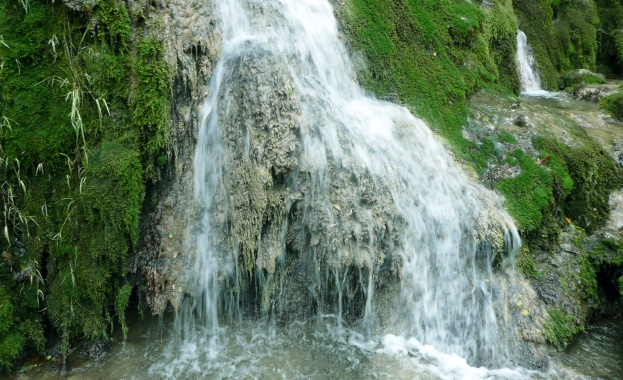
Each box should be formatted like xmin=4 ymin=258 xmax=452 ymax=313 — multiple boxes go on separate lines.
xmin=79 ymin=339 xmax=111 ymax=359
xmin=62 ymin=0 xmax=96 ymax=13
xmin=572 ymin=84 xmax=617 ymax=102
xmin=612 ymin=139 xmax=623 ymax=167
xmin=133 ymin=0 xmax=221 ymax=316
xmin=514 ymin=113 xmax=531 ymax=128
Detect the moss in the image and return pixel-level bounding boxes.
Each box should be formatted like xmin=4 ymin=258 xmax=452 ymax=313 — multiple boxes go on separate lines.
xmin=228 ymin=161 xmax=273 ymax=277
xmin=577 ymin=251 xmax=600 ymax=308
xmin=115 ymin=284 xmax=132 ymax=339
xmin=94 ymin=0 xmax=131 ymax=53
xmin=599 ymin=92 xmax=623 ymax=121
xmin=497 ymin=131 xmax=517 ymax=144
xmin=0 ymin=284 xmax=44 ymax=372
xmin=559 ymin=69 xmax=605 ymax=91
xmin=585 ymin=235 xmax=623 ymax=298
xmin=515 ymin=246 xmax=542 ymax=279
xmin=495 ymin=150 xmax=554 ymax=233
xmin=543 ymin=307 xmax=584 ymax=349
xmin=533 ymin=137 xmax=623 ymax=234
xmin=619 ymin=275 xmax=623 ymax=295
xmin=131 ymin=36 xmax=172 ymax=180
xmin=0 ymin=0 xmax=163 ymax=364
xmin=489 ymin=129 xmax=621 ymax=242
xmin=595 ymin=0 xmax=623 ymax=75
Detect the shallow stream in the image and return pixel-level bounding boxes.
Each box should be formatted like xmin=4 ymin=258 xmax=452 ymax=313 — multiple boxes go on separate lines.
xmin=14 ymin=310 xmax=622 ymax=380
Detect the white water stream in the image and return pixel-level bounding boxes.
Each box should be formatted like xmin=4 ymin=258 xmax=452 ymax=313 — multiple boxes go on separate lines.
xmin=516 ymin=30 xmax=547 ymax=95
xmin=184 ymin=0 xmax=521 ymax=376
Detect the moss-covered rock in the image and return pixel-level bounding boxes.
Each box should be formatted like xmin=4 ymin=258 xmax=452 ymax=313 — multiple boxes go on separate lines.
xmin=599 ymin=91 xmax=623 ymax=120
xmin=534 ymin=136 xmax=623 ymax=234
xmin=559 ymin=68 xmax=605 ymax=91
xmin=468 ymin=89 xmax=623 ymax=349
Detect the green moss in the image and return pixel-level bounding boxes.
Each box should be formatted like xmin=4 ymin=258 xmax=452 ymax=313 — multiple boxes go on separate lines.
xmin=595 ymin=0 xmax=623 ymax=75
xmin=599 ymin=92 xmax=623 ymax=121
xmin=533 ymin=137 xmax=623 ymax=234
xmin=0 ymin=285 xmax=44 ymax=372
xmin=515 ymin=246 xmax=542 ymax=279
xmin=131 ymin=36 xmax=171 ymax=180
xmin=497 ymin=131 xmax=517 ymax=144
xmin=559 ymin=69 xmax=605 ymax=91
xmin=115 ymin=284 xmax=133 ymax=339
xmin=619 ymin=275 xmax=623 ymax=296
xmin=0 ymin=0 xmax=164 ymax=364
xmin=94 ymin=0 xmax=131 ymax=53
xmin=491 ymin=131 xmax=619 ymax=239
xmin=543 ymin=307 xmax=584 ymax=349
xmin=229 ymin=161 xmax=273 ymax=277
xmin=495 ymin=150 xmax=554 ymax=232
xmin=577 ymin=251 xmax=599 ymax=308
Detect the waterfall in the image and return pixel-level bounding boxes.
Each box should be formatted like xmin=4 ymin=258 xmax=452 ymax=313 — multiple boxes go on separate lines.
xmin=189 ymin=0 xmax=520 ymax=367
xmin=516 ymin=30 xmax=544 ymax=94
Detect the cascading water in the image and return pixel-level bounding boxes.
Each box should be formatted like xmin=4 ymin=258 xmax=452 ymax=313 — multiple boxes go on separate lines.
xmin=516 ymin=30 xmax=544 ymax=94
xmin=183 ymin=0 xmax=521 ymax=372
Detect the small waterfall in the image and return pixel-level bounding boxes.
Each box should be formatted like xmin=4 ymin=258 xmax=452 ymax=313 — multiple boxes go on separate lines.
xmin=516 ymin=30 xmax=544 ymax=94
xmin=188 ymin=0 xmax=521 ymax=368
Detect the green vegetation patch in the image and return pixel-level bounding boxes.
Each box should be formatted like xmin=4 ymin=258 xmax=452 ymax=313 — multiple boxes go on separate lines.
xmin=543 ymin=307 xmax=584 ymax=349
xmin=515 ymin=246 xmax=542 ymax=279
xmin=599 ymin=92 xmax=623 ymax=121
xmin=495 ymin=150 xmax=554 ymax=233
xmin=559 ymin=69 xmax=605 ymax=91
xmin=534 ymin=137 xmax=623 ymax=234
xmin=0 ymin=0 xmax=170 ymax=368
xmin=595 ymin=0 xmax=623 ymax=75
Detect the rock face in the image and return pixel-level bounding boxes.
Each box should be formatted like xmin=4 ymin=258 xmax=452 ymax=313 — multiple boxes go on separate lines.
xmin=139 ymin=1 xmax=518 ymax=358
xmin=133 ymin=0 xmax=219 ymax=315
xmin=467 ymin=90 xmax=623 ymax=349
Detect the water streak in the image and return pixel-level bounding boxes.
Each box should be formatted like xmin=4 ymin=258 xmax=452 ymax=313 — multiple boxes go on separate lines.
xmin=516 ymin=30 xmax=545 ymax=95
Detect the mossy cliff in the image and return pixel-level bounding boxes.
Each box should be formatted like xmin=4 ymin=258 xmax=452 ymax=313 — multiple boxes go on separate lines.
xmin=595 ymin=0 xmax=623 ymax=75
xmin=513 ymin=0 xmax=600 ymax=89
xmin=0 ymin=0 xmax=170 ymax=371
